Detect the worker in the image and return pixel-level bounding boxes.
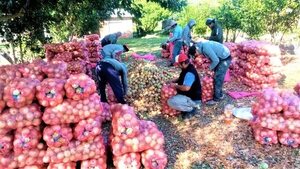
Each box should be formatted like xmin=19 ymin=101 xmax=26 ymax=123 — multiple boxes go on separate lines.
xmin=101 ymin=44 xmax=129 ymax=61
xmin=95 ymin=57 xmax=128 ymax=104
xmin=167 ymin=53 xmax=201 ymax=119
xmin=101 ymin=32 xmax=122 ymax=47
xmin=182 ymin=19 xmax=196 ymax=52
xmin=165 ymin=20 xmax=183 ymax=67
xmin=189 ymin=40 xmax=231 ymax=105
xmin=205 ymin=18 xmax=223 ymax=44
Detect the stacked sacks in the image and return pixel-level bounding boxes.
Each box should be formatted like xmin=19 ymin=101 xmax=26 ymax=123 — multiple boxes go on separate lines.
xmin=42 ymin=61 xmax=69 ymax=79
xmin=228 ymin=40 xmax=282 ymax=89
xmin=111 ymin=104 xmax=167 ymax=169
xmin=251 ymin=86 xmax=300 ymax=147
xmin=45 ymin=41 xmax=88 ymax=74
xmin=0 ymin=65 xmax=22 ymax=84
xmin=160 ymin=84 xmax=180 ymax=116
xmin=42 ymin=73 xmax=106 ymax=167
xmin=0 ymin=61 xmax=107 ymax=168
xmin=18 ymin=59 xmax=46 ymax=81
xmin=84 ymin=34 xmax=102 ymax=68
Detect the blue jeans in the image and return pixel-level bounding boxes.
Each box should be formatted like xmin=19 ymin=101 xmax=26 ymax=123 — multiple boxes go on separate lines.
xmin=213 ymin=56 xmax=231 ymax=101
xmin=172 ymin=41 xmax=183 ymax=64
xmin=167 ymin=94 xmax=201 ymax=112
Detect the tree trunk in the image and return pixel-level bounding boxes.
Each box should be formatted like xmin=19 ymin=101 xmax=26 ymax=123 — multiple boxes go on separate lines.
xmin=19 ymin=35 xmax=24 ymax=63
xmin=10 ymin=42 xmax=16 ymax=63
xmin=279 ymin=32 xmax=286 ymax=44
xmin=225 ymin=29 xmax=229 ymax=42
xmin=233 ymin=30 xmax=237 ymax=43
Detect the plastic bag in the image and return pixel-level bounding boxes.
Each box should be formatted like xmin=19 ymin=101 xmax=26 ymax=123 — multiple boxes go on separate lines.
xmin=232 ymin=107 xmax=253 ymax=120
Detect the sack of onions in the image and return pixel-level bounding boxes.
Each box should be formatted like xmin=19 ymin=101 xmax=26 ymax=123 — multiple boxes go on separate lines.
xmin=0 ymin=65 xmax=22 ymax=84
xmin=278 ymin=132 xmax=300 ymax=148
xmin=0 ymin=104 xmax=42 ymax=130
xmin=100 ymin=102 xmax=112 ymax=122
xmin=15 ymin=143 xmax=46 ymax=168
xmin=111 ymin=104 xmax=140 ymax=140
xmin=294 ymin=82 xmax=300 ymax=96
xmin=201 ymin=76 xmax=214 ymax=103
xmin=106 ymin=84 xmax=118 ymax=104
xmin=42 ymin=93 xmax=102 ymax=125
xmin=253 ymin=127 xmax=278 ymax=145
xmin=161 ymin=84 xmax=180 ymax=116
xmin=141 ymin=149 xmax=168 ymax=169
xmin=43 ymin=136 xmax=105 ymax=164
xmin=42 ymin=61 xmax=69 ymax=79
xmin=43 ymin=125 xmax=73 ymax=148
xmin=74 ymin=117 xmax=101 ymax=142
xmin=18 ymin=59 xmax=46 ymax=81
xmin=47 ymin=162 xmax=76 ymax=169
xmin=3 ymin=78 xmax=39 ymax=108
xmin=0 ymin=82 xmax=5 ymax=113
xmin=36 ymin=78 xmax=66 ymax=107
xmin=113 ymin=153 xmax=141 ymax=169
xmin=0 ymin=134 xmax=13 ymax=156
xmin=0 ymin=154 xmax=17 ymax=169
xmin=282 ymin=94 xmax=300 ymax=119
xmin=64 ymin=74 xmax=96 ymax=100
xmin=81 ymin=158 xmax=107 ymax=169
xmin=14 ymin=126 xmax=41 ymax=154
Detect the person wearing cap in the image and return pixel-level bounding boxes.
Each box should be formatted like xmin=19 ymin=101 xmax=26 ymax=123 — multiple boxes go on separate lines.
xmin=182 ymin=19 xmax=196 ymax=50
xmin=205 ymin=18 xmax=223 ymax=44
xmin=165 ymin=20 xmax=183 ymax=66
xmin=95 ymin=57 xmax=128 ymax=104
xmin=167 ymin=53 xmax=201 ymax=119
xmin=100 ymin=44 xmax=129 ymax=61
xmin=101 ymin=32 xmax=122 ymax=47
xmin=189 ymin=40 xmax=231 ymax=105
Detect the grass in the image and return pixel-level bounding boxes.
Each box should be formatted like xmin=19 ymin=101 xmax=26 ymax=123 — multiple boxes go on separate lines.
xmin=118 ymin=35 xmax=167 ymax=56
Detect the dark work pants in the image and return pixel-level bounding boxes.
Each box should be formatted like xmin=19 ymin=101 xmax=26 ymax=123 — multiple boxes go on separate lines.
xmin=96 ymin=62 xmax=126 ymax=104
xmin=172 ymin=41 xmax=183 ymax=64
xmin=213 ymin=56 xmax=231 ymax=101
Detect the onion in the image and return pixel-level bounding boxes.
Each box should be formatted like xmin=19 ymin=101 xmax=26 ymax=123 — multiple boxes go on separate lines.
xmin=141 ymin=149 xmax=168 ymax=169
xmin=81 ymin=158 xmax=107 ymax=169
xmin=113 ymin=153 xmax=141 ymax=169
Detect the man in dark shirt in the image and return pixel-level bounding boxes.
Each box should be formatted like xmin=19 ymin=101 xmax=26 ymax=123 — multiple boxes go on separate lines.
xmin=206 ymin=18 xmax=223 ymax=44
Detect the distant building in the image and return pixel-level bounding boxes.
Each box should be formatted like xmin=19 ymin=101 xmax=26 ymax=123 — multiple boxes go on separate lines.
xmin=100 ymin=9 xmax=134 ymax=38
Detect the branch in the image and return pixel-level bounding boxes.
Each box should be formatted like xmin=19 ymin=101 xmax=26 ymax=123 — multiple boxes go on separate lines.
xmin=0 ymin=0 xmax=31 ymax=22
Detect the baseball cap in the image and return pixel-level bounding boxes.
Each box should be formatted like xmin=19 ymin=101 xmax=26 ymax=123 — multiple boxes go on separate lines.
xmin=175 ymin=53 xmax=189 ymax=65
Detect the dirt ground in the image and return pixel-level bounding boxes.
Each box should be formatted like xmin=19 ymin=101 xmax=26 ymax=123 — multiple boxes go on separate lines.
xmin=139 ymin=55 xmax=300 ymax=169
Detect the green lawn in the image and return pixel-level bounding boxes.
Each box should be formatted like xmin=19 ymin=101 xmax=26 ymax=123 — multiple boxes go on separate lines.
xmin=118 ymin=35 xmax=167 ymax=56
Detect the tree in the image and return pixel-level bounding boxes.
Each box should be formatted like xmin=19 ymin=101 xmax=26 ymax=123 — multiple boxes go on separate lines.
xmin=177 ymin=1 xmax=218 ymax=36
xmin=261 ymin=0 xmax=300 ymax=43
xmin=214 ymin=0 xmax=242 ymax=42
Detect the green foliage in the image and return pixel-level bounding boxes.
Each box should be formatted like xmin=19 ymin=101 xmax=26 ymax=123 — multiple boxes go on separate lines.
xmin=132 ymin=0 xmax=172 ymax=36
xmin=177 ymin=1 xmax=218 ymax=36
xmin=214 ymin=0 xmax=242 ymax=41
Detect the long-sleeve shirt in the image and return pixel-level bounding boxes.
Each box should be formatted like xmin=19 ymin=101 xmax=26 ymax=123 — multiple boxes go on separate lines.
xmin=102 ymin=58 xmax=128 ymax=94
xmin=101 ymin=44 xmax=124 ymax=60
xmin=209 ymin=23 xmax=223 ymax=44
xmin=195 ymin=41 xmax=230 ymax=70
xmin=182 ymin=19 xmax=196 ymax=47
xmin=101 ymin=33 xmax=119 ymax=44
xmin=168 ymin=25 xmax=183 ymax=42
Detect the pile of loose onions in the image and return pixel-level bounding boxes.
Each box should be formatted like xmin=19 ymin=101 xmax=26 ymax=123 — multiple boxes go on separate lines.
xmin=111 ymin=104 xmax=140 ymax=140
xmin=3 ymin=78 xmax=40 ymax=108
xmin=81 ymin=158 xmax=107 ymax=169
xmin=36 ymin=78 xmax=66 ymax=107
xmin=0 ymin=104 xmax=42 ymax=130
xmin=73 ymin=117 xmax=101 ymax=142
xmin=43 ymin=125 xmax=73 ymax=148
xmin=278 ymin=132 xmax=300 ymax=148
xmin=42 ymin=93 xmax=102 ymax=125
xmin=47 ymin=162 xmax=76 ymax=169
xmin=160 ymin=84 xmax=180 ymax=116
xmin=14 ymin=126 xmax=41 ymax=154
xmin=141 ymin=149 xmax=168 ymax=169
xmin=0 ymin=134 xmax=13 ymax=156
xmin=201 ymin=76 xmax=214 ymax=102
xmin=42 ymin=61 xmax=69 ymax=79
xmin=113 ymin=153 xmax=141 ymax=169
xmin=253 ymin=127 xmax=278 ymax=145
xmin=43 ymin=136 xmax=106 ymax=164
xmin=18 ymin=59 xmax=46 ymax=81
xmin=64 ymin=74 xmax=96 ymax=100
